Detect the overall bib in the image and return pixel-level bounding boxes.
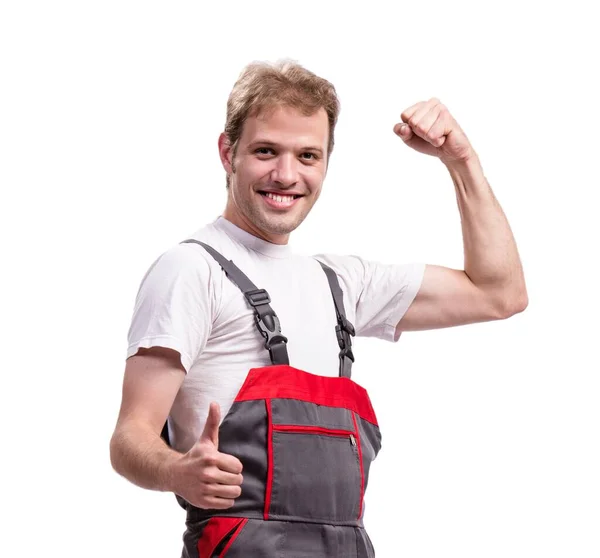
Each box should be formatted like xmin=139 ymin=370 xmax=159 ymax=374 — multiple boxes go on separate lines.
xmin=166 ymin=240 xmax=383 ymax=558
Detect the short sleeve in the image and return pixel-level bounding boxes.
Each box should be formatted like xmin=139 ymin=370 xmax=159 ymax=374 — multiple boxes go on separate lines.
xmin=126 ymin=244 xmax=217 ymax=372
xmin=314 ymin=254 xmax=425 ymax=342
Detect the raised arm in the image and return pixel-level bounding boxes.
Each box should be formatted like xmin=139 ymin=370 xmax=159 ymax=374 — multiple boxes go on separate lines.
xmin=394 ymin=99 xmax=528 ymax=333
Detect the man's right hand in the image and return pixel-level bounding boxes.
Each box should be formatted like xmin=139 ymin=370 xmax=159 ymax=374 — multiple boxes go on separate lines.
xmin=170 ymin=402 xmax=244 ymax=509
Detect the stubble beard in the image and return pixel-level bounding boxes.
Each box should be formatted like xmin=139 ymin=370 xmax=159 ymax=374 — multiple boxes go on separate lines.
xmin=242 ymin=193 xmax=311 ymax=236
xmin=229 ymin=166 xmax=316 ymax=237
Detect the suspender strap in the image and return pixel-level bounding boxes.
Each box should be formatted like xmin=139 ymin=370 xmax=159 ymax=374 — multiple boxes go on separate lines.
xmin=181 ymin=239 xmax=290 ymax=366
xmin=317 ymin=261 xmax=355 ymax=379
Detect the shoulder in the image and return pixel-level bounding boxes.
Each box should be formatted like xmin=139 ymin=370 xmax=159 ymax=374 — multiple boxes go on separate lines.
xmin=140 ymin=243 xmax=215 ymax=288
xmin=135 ymin=222 xmax=236 ymax=297
xmin=312 ymin=252 xmax=426 ymax=304
xmin=311 ymin=253 xmax=367 ymax=284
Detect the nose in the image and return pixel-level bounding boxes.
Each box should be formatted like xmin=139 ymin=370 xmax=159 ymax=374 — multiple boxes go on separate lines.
xmin=270 ymin=153 xmax=298 ymax=188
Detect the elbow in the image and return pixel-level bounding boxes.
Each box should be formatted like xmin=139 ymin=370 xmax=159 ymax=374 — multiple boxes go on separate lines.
xmin=495 ymin=290 xmax=529 ymax=319
xmin=109 ymin=429 xmax=124 ymax=475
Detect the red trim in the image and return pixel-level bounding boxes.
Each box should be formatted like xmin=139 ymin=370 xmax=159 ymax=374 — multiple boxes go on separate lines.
xmin=234 ymin=365 xmax=378 ymax=426
xmin=219 ymin=518 xmax=248 ymax=556
xmin=264 ymin=399 xmax=273 ymax=521
xmin=197 ymin=517 xmax=244 ymax=558
xmin=273 ymin=424 xmax=355 ymax=438
xmin=351 ymin=412 xmax=365 ymax=520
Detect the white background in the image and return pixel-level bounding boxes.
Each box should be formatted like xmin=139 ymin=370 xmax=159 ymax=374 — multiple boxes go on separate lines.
xmin=1 ymin=1 xmax=598 ymax=556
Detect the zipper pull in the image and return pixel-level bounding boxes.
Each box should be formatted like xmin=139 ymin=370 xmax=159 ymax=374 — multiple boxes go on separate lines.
xmin=349 ymin=434 xmax=356 ymax=446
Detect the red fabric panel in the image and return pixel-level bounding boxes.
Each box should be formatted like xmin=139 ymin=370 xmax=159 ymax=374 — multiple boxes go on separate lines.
xmin=234 ymin=365 xmax=378 ymax=426
xmin=197 ymin=517 xmax=243 ymax=557
xmin=352 ymin=412 xmax=365 ymax=520
xmin=219 ymin=518 xmax=248 ymax=556
xmin=264 ymin=398 xmax=273 ymax=521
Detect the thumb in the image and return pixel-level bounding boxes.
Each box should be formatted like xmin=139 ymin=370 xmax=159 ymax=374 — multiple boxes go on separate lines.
xmin=199 ymin=401 xmax=221 ymax=448
xmin=393 ymin=122 xmax=413 ymax=142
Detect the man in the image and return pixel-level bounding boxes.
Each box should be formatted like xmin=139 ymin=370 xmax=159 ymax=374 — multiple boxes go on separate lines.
xmin=110 ymin=60 xmax=527 ymax=557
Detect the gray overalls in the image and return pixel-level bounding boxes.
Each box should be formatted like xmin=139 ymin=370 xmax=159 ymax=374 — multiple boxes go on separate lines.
xmin=164 ymin=240 xmax=383 ymax=557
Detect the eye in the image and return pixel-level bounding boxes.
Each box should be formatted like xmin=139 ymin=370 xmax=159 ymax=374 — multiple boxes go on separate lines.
xmin=255 ymin=147 xmax=274 ymax=156
xmin=301 ymin=152 xmax=317 ymax=161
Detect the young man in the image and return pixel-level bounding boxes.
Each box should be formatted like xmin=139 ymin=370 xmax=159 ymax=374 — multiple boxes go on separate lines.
xmin=110 ymin=60 xmax=527 ymax=557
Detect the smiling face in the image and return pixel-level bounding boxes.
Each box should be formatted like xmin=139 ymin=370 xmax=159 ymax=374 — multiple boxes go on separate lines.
xmin=219 ymin=104 xmax=329 ymax=244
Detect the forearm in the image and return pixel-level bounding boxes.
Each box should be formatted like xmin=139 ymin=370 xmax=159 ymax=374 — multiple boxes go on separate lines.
xmin=110 ymin=421 xmax=181 ymax=493
xmin=445 ymin=154 xmax=528 ymax=312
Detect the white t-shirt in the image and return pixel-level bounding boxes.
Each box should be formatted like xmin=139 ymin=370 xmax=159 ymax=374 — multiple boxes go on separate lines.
xmin=126 ymin=216 xmax=425 ymax=453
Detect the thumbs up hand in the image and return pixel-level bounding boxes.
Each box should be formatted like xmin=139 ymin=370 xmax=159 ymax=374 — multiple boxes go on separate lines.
xmin=170 ymin=402 xmax=244 ymax=509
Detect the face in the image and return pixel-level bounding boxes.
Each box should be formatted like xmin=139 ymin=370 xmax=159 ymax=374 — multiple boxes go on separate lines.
xmin=220 ymin=104 xmax=329 ymax=244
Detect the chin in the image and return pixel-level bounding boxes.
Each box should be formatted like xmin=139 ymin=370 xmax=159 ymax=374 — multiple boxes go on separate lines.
xmin=256 ymin=213 xmax=305 ymax=236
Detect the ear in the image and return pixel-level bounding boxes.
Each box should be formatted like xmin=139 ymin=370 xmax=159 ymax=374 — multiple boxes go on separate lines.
xmin=218 ymin=132 xmax=234 ymax=174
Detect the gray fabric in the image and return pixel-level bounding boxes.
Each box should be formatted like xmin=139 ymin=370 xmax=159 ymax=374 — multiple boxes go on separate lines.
xmin=271 ymin=398 xmax=355 ymax=431
xmin=269 ymin=431 xmax=362 ymax=523
xmin=213 ymin=518 xmax=375 ymax=558
xmin=218 ymin=400 xmax=268 ymax=516
xmin=355 ymin=413 xmax=383 ymax=502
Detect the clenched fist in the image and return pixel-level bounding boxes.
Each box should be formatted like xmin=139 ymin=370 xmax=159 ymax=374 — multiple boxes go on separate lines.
xmin=170 ymin=402 xmax=244 ymax=509
xmin=394 ymin=98 xmax=475 ymax=165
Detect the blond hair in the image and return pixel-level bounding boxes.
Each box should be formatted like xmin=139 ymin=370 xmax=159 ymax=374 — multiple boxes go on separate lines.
xmin=224 ymin=59 xmax=341 ymax=187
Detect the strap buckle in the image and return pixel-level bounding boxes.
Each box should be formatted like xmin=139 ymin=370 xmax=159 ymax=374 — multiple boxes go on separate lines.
xmin=335 ymin=316 xmax=355 ymax=362
xmin=245 ymin=288 xmax=271 ymax=307
xmin=254 ymin=313 xmax=288 ymax=350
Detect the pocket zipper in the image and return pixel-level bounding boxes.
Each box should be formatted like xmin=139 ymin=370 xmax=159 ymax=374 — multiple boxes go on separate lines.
xmin=273 ymin=425 xmax=358 ymax=450
xmin=273 ymin=424 xmax=357 ymax=439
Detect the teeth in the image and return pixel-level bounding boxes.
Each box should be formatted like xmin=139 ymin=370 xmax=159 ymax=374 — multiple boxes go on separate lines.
xmin=265 ymin=192 xmax=295 ymax=203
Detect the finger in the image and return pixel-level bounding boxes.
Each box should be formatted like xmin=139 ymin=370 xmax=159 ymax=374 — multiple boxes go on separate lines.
xmin=393 ymin=122 xmax=414 ymax=141
xmin=425 ymin=112 xmax=448 ymax=147
xmin=204 ymin=482 xmax=243 ymax=500
xmin=198 ymin=496 xmax=237 ymax=510
xmin=407 ymin=100 xmax=441 ymax=137
xmin=201 ymin=466 xmax=243 ymax=486
xmin=199 ymin=402 xmax=221 ymax=448
xmin=401 ymin=97 xmax=439 ymax=124
xmin=216 ymin=452 xmax=244 ymax=475
xmin=415 ymin=105 xmax=443 ymax=142
xmin=407 ymin=103 xmax=433 ymax=130
xmin=400 ymin=101 xmax=425 ymax=124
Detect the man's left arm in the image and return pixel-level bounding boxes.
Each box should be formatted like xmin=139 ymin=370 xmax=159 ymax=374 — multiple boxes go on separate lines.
xmin=394 ymin=98 xmax=528 ymax=333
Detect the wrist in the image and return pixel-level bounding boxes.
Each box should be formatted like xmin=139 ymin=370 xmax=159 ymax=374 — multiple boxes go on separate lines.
xmin=442 ymin=152 xmax=486 ymax=186
xmin=441 ymin=149 xmax=480 ymax=171
xmin=156 ymin=448 xmax=181 ymax=493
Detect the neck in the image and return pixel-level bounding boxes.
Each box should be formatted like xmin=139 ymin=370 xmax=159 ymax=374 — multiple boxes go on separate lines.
xmin=222 ymin=203 xmax=290 ymax=246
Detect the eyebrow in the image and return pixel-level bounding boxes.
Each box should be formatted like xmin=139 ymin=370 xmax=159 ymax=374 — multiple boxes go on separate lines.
xmin=248 ymin=140 xmax=324 ymax=155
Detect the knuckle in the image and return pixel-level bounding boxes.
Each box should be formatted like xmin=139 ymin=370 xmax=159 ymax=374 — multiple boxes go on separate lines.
xmin=197 ymin=484 xmax=211 ymax=497
xmin=202 ymin=453 xmax=218 ymax=467
xmin=425 ymin=130 xmax=438 ymax=142
xmin=198 ymin=469 xmax=215 ymax=483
